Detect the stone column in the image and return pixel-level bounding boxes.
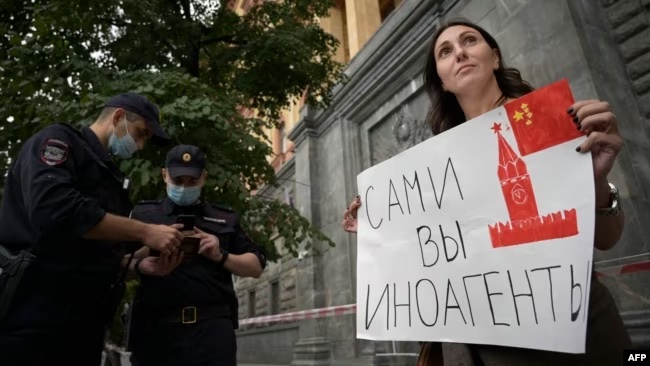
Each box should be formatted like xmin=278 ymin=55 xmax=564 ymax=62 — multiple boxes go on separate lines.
xmin=287 ymin=105 xmax=327 ymax=341
xmin=344 ymin=0 xmax=382 ymax=57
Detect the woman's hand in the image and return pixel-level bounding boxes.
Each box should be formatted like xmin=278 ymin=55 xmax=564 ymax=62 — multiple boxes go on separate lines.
xmin=342 ymin=195 xmax=361 ymax=233
xmin=570 ymin=100 xmax=623 ymax=204
xmin=570 ymin=100 xmax=625 ymax=250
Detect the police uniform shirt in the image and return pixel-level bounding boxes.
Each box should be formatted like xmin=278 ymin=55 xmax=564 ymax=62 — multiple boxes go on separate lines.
xmin=131 ymin=197 xmax=267 ymax=317
xmin=0 ymin=123 xmax=132 ymax=283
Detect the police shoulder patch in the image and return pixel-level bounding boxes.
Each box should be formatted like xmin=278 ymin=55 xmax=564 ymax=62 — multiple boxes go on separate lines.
xmin=40 ymin=138 xmax=70 ymax=166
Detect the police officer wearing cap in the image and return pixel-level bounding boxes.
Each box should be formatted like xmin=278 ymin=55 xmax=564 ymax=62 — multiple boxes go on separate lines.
xmin=127 ymin=144 xmax=266 ymax=366
xmin=0 ymin=93 xmax=185 ymax=365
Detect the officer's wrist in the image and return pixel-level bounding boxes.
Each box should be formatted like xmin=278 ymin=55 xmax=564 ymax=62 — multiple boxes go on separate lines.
xmin=216 ymin=249 xmax=229 ymax=265
xmin=213 ymin=250 xmax=223 ymax=262
xmin=136 ymin=223 xmax=152 ymax=242
xmin=133 ymin=258 xmax=144 ymax=276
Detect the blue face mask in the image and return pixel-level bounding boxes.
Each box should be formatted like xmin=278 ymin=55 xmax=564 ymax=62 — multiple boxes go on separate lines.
xmin=167 ymin=183 xmax=202 ymax=206
xmin=108 ymin=118 xmax=139 ymax=159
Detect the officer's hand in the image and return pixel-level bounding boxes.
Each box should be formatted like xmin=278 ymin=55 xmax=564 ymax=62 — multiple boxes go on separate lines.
xmin=142 ymin=224 xmax=184 ymax=255
xmin=194 ymin=227 xmax=221 ymax=262
xmin=137 ymin=252 xmax=184 ymax=276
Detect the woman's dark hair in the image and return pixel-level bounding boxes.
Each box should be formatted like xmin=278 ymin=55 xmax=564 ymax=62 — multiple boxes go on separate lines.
xmin=423 ymin=18 xmax=534 ymax=135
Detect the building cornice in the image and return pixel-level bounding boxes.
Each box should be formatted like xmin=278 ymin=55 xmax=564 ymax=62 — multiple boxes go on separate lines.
xmin=287 ymin=103 xmax=319 ymax=147
xmin=287 ymin=0 xmax=460 ymax=144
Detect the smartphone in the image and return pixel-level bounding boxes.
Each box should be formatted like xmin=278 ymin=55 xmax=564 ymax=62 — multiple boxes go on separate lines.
xmin=180 ymin=236 xmax=201 ymax=261
xmin=149 ymin=216 xmax=199 ymax=259
xmin=150 ymin=236 xmax=200 ymax=261
xmin=176 ymin=215 xmax=196 ymax=231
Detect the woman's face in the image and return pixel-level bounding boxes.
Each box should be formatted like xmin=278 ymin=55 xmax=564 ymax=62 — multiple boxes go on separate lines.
xmin=433 ymin=25 xmax=500 ymax=96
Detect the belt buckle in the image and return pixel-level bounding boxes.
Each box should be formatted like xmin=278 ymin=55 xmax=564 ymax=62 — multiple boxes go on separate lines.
xmin=181 ymin=306 xmax=197 ymax=324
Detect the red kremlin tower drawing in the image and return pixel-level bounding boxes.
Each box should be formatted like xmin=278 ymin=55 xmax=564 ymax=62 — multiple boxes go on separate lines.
xmin=488 ymin=122 xmax=578 ymax=248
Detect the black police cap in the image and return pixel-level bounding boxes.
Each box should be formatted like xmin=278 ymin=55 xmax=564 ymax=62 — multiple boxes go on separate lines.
xmin=165 ymin=144 xmax=206 ymax=179
xmin=104 ymin=92 xmax=170 ymax=145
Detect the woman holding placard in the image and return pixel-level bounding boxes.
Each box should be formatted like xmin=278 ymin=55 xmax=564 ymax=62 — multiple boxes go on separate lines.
xmin=342 ymin=18 xmax=630 ymax=366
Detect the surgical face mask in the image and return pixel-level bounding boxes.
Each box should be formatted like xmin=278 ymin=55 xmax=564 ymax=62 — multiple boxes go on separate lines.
xmin=167 ymin=183 xmax=201 ymax=206
xmin=108 ymin=118 xmax=139 ymax=159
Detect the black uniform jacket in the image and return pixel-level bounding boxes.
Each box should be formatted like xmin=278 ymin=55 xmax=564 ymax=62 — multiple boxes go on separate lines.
xmin=131 ymin=197 xmax=267 ymax=327
xmin=0 ymin=123 xmax=132 ymax=287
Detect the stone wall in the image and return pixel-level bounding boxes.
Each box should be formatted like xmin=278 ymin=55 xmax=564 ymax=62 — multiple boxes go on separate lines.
xmin=236 ymin=160 xmax=301 ymax=321
xmin=235 ymin=0 xmax=650 ymax=364
xmin=567 ymin=0 xmax=650 ymax=262
xmin=237 ymin=324 xmax=301 ymax=365
xmin=603 ymin=0 xmax=650 ymax=117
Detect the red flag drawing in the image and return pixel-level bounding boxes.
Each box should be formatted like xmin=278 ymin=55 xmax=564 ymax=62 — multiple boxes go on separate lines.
xmin=504 ymin=79 xmax=582 ymax=157
xmin=488 ymin=80 xmax=581 ymax=249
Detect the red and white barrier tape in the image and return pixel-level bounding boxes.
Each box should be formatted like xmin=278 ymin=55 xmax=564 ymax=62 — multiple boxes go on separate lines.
xmin=238 ymin=260 xmax=650 ymax=326
xmin=239 ymin=303 xmax=357 ymax=326
xmin=596 ymin=259 xmax=650 ymax=277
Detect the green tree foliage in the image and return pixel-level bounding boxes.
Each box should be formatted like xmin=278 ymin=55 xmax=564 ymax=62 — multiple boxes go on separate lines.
xmin=0 ymin=0 xmax=344 ymax=260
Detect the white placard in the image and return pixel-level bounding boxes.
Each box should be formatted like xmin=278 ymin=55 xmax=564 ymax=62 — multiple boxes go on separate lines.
xmin=356 ymin=80 xmax=595 ymax=354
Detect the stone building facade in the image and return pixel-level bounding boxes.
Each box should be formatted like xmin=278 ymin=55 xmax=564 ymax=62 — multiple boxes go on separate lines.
xmin=235 ymin=0 xmax=650 ymax=364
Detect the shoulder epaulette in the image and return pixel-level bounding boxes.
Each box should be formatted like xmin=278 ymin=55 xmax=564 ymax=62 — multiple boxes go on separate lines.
xmin=208 ymin=203 xmax=235 ymax=213
xmin=136 ymin=200 xmax=162 ymax=206
xmin=40 ymin=123 xmax=81 ymax=139
xmin=131 ymin=200 xmax=163 ymax=218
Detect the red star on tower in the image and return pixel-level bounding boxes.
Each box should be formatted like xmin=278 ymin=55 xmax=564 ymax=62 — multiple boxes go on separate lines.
xmin=491 ymin=122 xmax=502 ymax=134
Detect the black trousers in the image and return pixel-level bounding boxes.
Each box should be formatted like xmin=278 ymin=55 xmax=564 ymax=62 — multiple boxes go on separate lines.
xmin=130 ymin=317 xmax=237 ymax=366
xmin=0 ymin=279 xmax=108 ymax=366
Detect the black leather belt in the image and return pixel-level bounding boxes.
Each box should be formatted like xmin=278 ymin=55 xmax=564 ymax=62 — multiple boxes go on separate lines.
xmin=146 ymin=304 xmax=231 ymax=325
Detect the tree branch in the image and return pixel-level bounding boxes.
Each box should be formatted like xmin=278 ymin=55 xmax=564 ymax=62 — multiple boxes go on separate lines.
xmin=200 ymin=23 xmax=211 ymax=36
xmin=202 ymin=45 xmax=213 ymax=59
xmin=97 ymin=18 xmax=130 ymax=28
xmin=201 ymin=35 xmax=247 ymax=46
xmin=180 ymin=0 xmax=192 ymax=21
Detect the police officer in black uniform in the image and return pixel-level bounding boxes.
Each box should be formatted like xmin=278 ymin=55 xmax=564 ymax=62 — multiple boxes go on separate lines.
xmin=127 ymin=144 xmax=267 ymax=366
xmin=0 ymin=93 xmax=184 ymax=365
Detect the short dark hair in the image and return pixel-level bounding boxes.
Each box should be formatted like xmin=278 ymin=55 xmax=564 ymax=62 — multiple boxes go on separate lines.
xmin=423 ymin=18 xmax=534 ymax=135
xmin=97 ymin=107 xmax=141 ymax=123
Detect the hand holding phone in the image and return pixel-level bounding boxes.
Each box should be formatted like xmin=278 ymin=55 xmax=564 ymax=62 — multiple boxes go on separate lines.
xmin=176 ymin=215 xmax=196 ymax=231
xmin=150 ymin=235 xmax=200 ymax=262
xmin=149 ymin=216 xmax=197 ymax=260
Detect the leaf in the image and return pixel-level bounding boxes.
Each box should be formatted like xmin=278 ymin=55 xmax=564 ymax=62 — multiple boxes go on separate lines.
xmin=141 ymin=171 xmax=151 ymax=186
xmin=0 ymin=0 xmax=341 ymax=271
